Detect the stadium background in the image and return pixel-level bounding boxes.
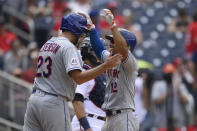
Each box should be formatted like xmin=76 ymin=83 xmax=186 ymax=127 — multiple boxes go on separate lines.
xmin=0 ymin=0 xmax=197 ymax=130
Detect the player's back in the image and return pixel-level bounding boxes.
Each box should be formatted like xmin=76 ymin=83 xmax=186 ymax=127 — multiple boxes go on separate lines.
xmin=34 ymin=37 xmax=83 ymax=100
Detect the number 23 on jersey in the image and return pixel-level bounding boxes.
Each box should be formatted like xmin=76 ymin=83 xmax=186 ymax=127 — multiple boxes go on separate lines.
xmin=36 ymin=56 xmax=52 ymax=78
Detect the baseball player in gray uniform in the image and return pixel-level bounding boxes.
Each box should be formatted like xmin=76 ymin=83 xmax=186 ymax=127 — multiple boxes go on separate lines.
xmin=23 ymin=13 xmax=122 ymax=131
xmin=80 ymin=9 xmax=140 ymax=131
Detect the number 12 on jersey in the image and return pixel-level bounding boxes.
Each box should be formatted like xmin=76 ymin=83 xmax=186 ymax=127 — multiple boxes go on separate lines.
xmin=36 ymin=56 xmax=52 ymax=78
xmin=111 ymin=82 xmax=118 ymax=93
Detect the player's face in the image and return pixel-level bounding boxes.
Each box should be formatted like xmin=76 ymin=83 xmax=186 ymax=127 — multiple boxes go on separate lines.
xmin=77 ymin=34 xmax=85 ymax=45
xmin=109 ymin=40 xmax=115 ymax=53
xmin=72 ymin=35 xmax=79 ymax=46
xmin=104 ymin=38 xmax=114 ymax=52
xmin=73 ymin=34 xmax=85 ymax=47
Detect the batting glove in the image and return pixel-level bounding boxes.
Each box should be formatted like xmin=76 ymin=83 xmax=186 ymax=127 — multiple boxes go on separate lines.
xmin=100 ymin=9 xmax=116 ymax=28
xmin=78 ymin=12 xmax=95 ymax=31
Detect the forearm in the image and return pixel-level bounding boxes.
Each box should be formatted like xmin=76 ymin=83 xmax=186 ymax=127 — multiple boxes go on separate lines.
xmin=70 ymin=53 xmax=122 ymax=85
xmin=90 ymin=29 xmax=105 ymax=59
xmin=76 ymin=63 xmax=107 ymax=84
xmin=111 ymin=27 xmax=128 ymax=59
xmin=72 ymin=101 xmax=86 ymax=119
xmin=70 ymin=63 xmax=108 ymax=85
xmin=72 ymin=100 xmax=91 ymax=130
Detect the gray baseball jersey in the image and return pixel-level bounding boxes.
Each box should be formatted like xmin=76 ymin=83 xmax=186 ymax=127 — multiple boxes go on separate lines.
xmin=34 ymin=36 xmax=83 ymax=100
xmin=101 ymin=50 xmax=138 ymax=111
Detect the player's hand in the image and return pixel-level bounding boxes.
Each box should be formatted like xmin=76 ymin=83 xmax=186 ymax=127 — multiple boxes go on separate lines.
xmin=100 ymin=9 xmax=116 ymax=28
xmin=104 ymin=53 xmax=122 ymax=69
xmin=78 ymin=12 xmax=95 ymax=31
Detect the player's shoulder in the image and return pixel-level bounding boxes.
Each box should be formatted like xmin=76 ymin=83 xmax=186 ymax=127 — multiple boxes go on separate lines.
xmin=120 ymin=51 xmax=138 ymax=72
xmin=122 ymin=51 xmax=137 ymax=65
xmin=128 ymin=51 xmax=137 ymax=61
xmin=55 ymin=37 xmax=74 ymax=48
xmin=48 ymin=37 xmax=76 ymax=53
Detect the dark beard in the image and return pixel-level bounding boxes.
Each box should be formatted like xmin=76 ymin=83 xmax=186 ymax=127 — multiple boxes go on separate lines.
xmin=72 ymin=36 xmax=79 ymax=47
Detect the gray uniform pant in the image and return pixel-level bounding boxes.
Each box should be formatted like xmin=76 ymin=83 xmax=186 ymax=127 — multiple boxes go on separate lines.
xmin=23 ymin=91 xmax=71 ymax=131
xmin=101 ymin=109 xmax=139 ymax=131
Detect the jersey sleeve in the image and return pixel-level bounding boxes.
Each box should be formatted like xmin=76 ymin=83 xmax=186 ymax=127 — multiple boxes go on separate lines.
xmin=122 ymin=51 xmax=138 ymax=72
xmin=89 ymin=29 xmax=105 ymax=59
xmin=75 ymin=79 xmax=95 ymax=98
xmin=62 ymin=47 xmax=83 ymax=73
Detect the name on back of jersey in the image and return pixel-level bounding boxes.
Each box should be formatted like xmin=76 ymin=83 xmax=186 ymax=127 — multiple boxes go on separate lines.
xmin=40 ymin=43 xmax=61 ymax=54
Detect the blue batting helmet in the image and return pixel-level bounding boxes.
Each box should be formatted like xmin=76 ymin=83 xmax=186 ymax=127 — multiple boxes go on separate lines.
xmin=60 ymin=13 xmax=88 ymax=36
xmin=105 ymin=28 xmax=137 ymax=52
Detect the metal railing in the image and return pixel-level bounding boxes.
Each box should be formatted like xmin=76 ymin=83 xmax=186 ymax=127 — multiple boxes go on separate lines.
xmin=0 ymin=70 xmax=32 ymax=131
xmin=0 ymin=117 xmax=23 ymax=131
xmin=0 ymin=70 xmax=74 ymax=131
xmin=2 ymin=5 xmax=34 ymax=42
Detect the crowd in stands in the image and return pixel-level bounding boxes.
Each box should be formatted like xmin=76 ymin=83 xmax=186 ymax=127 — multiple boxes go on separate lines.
xmin=0 ymin=0 xmax=197 ymax=130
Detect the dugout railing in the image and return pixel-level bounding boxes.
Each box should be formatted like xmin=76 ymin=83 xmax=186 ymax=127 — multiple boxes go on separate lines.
xmin=0 ymin=70 xmax=75 ymax=131
xmin=0 ymin=70 xmax=32 ymax=131
xmin=2 ymin=4 xmax=34 ymax=43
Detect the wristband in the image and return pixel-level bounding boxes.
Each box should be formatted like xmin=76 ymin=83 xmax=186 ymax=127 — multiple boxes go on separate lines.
xmin=79 ymin=117 xmax=90 ymax=130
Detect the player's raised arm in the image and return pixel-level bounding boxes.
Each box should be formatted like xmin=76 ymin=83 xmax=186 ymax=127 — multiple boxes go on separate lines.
xmin=78 ymin=12 xmax=106 ymax=59
xmin=89 ymin=29 xmax=105 ymax=59
xmin=101 ymin=9 xmax=129 ymax=60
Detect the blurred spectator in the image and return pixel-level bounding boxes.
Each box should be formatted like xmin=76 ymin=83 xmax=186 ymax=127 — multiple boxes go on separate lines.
xmin=6 ymin=0 xmax=27 ymax=14
xmin=151 ymin=63 xmax=193 ymax=131
xmin=50 ymin=0 xmax=68 ymax=21
xmin=3 ymin=39 xmax=28 ymax=77
xmin=173 ymin=58 xmax=194 ymax=92
xmin=27 ymin=0 xmax=37 ymax=19
xmin=138 ymin=69 xmax=155 ymax=131
xmin=68 ymin=0 xmax=92 ymax=14
xmin=99 ymin=1 xmax=124 ymax=32
xmin=185 ymin=10 xmax=197 ymax=60
xmin=168 ymin=8 xmax=190 ymax=33
xmin=0 ymin=16 xmax=17 ymax=69
xmin=0 ymin=16 xmax=17 ymax=54
xmin=33 ymin=0 xmax=53 ymax=48
xmin=135 ymin=76 xmax=147 ymax=124
xmin=0 ymin=0 xmax=5 ymax=9
xmin=122 ymin=9 xmax=143 ymax=44
xmin=173 ymin=59 xmax=195 ymax=128
xmin=191 ymin=50 xmax=197 ymax=121
xmin=52 ymin=7 xmax=72 ymax=36
xmin=5 ymin=0 xmax=28 ymax=29
xmin=21 ymin=48 xmax=39 ymax=83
